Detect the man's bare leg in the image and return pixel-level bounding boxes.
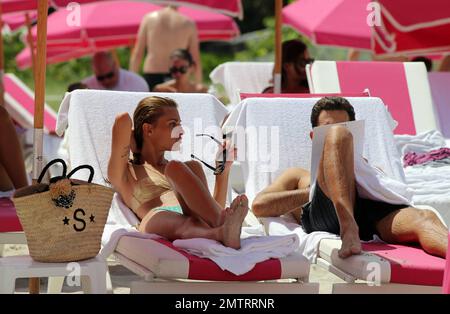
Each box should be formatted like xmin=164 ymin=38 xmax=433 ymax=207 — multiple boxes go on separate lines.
xmin=376 ymin=207 xmax=448 ymax=258
xmin=0 ymin=106 xmax=28 ymax=190
xmin=317 ymin=125 xmax=361 ymax=258
xmin=165 ymin=160 xmax=231 ymax=228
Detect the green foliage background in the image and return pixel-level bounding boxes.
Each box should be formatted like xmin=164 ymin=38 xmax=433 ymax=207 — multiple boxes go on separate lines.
xmin=3 ymin=0 xmax=360 ymax=109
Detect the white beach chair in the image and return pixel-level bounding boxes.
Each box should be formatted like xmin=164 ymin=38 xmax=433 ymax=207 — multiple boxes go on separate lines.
xmin=223 ymin=96 xmax=447 ymax=293
xmin=210 ymin=61 xmax=274 ymax=105
xmin=56 ymin=90 xmax=318 ymax=294
xmin=308 ymin=60 xmax=450 ymax=228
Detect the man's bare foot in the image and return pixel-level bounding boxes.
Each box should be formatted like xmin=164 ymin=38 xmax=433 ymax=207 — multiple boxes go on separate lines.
xmin=339 ymin=224 xmax=362 ymax=258
xmin=221 ymin=195 xmax=248 ymax=249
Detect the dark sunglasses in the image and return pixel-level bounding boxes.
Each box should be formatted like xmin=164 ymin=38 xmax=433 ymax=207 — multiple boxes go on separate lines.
xmin=191 ymin=133 xmax=226 ymax=175
xmin=170 ymin=66 xmax=188 ymax=75
xmin=296 ymin=58 xmax=315 ymax=68
xmin=96 ymin=71 xmax=115 ymax=81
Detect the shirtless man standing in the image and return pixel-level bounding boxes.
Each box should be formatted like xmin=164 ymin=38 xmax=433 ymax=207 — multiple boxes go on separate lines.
xmin=129 ymin=6 xmax=202 ymax=91
xmin=252 ymin=97 xmax=448 ymax=259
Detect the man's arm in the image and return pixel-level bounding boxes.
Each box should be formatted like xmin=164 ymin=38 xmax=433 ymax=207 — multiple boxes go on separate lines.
xmin=252 ymin=168 xmax=310 ymax=221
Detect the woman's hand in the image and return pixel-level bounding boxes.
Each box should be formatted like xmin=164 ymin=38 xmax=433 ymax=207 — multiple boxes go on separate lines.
xmin=216 ymin=139 xmax=237 ymax=174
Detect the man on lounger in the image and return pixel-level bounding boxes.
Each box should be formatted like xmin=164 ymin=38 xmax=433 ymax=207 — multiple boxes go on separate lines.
xmin=252 ymin=97 xmax=448 ymax=259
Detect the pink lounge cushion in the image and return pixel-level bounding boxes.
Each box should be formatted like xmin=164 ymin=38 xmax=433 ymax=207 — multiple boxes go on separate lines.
xmin=336 ymin=61 xmax=416 ymax=135
xmin=0 ymin=197 xmax=23 ymax=232
xmin=4 ymin=75 xmax=57 ymax=132
xmin=443 ymin=233 xmax=450 ymax=294
xmin=154 ymin=239 xmax=282 ymax=281
xmin=361 ymin=242 xmax=445 ymax=286
xmin=240 ymin=92 xmax=369 ymax=100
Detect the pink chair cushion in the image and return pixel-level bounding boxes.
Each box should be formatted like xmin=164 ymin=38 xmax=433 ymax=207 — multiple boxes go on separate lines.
xmin=443 ymin=233 xmax=450 ymax=294
xmin=336 ymin=62 xmax=416 ymax=135
xmin=0 ymin=197 xmax=23 ymax=232
xmin=154 ymin=239 xmax=282 ymax=281
xmin=4 ymin=75 xmax=57 ymax=132
xmin=362 ymin=242 xmax=445 ymax=286
xmin=239 ymin=92 xmax=369 ymax=101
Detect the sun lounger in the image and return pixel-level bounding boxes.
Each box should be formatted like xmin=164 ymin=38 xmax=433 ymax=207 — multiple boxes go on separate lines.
xmin=223 ymin=95 xmax=446 ymax=293
xmin=307 ymin=61 xmax=437 ymax=135
xmin=4 ymin=73 xmax=57 ymax=133
xmin=56 ymin=90 xmax=318 ymax=294
xmin=428 ymin=72 xmax=450 ymax=139
xmin=308 ymin=61 xmax=450 ymax=228
xmin=0 ymin=194 xmax=26 ymax=256
xmin=443 ymin=232 xmax=450 ymax=294
xmin=210 ymin=62 xmax=274 ymax=105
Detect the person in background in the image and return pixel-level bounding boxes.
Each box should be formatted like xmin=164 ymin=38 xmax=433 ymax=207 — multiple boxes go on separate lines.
xmin=67 ymin=82 xmax=88 ymax=93
xmin=439 ymin=55 xmax=450 ymax=72
xmin=262 ymin=39 xmax=313 ymax=94
xmin=83 ymin=51 xmax=149 ymax=92
xmin=129 ymin=6 xmax=202 ymax=91
xmin=0 ymin=106 xmax=28 ymax=191
xmin=153 ymin=49 xmax=208 ymax=93
xmin=411 ymin=56 xmax=433 ymax=72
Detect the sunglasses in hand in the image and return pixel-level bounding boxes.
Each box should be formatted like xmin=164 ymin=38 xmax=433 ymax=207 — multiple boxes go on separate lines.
xmin=191 ymin=133 xmax=227 ymax=175
xmin=96 ymin=71 xmax=115 ymax=81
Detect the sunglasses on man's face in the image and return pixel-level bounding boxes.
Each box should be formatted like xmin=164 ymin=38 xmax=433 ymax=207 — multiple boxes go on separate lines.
xmin=191 ymin=133 xmax=226 ymax=175
xmin=170 ymin=66 xmax=188 ymax=75
xmin=96 ymin=71 xmax=115 ymax=81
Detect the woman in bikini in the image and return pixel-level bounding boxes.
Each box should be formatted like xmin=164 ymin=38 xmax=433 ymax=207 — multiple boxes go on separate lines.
xmin=107 ymin=96 xmax=248 ymax=249
xmin=153 ymin=49 xmax=208 ymax=93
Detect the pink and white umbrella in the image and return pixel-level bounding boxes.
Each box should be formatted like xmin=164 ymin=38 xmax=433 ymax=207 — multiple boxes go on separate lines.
xmin=373 ymin=0 xmax=450 ymax=56
xmin=282 ymin=0 xmax=371 ymax=50
xmin=0 ymin=0 xmax=38 ymax=14
xmin=52 ymin=0 xmax=244 ymax=19
xmin=17 ymin=0 xmax=239 ymax=69
xmin=28 ymin=1 xmax=238 ymax=48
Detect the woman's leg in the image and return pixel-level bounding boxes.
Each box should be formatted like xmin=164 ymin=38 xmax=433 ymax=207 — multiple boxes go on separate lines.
xmin=140 ymin=195 xmax=248 ymax=249
xmin=164 ymin=160 xmax=230 ymax=228
xmin=0 ymin=106 xmax=28 ymax=190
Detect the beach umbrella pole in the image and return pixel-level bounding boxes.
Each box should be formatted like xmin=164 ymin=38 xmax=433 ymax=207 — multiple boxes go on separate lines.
xmin=274 ymin=0 xmax=282 ymax=93
xmin=28 ymin=0 xmax=50 ymax=295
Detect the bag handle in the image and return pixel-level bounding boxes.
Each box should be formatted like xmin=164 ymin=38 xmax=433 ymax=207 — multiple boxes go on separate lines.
xmin=37 ymin=159 xmax=67 ymax=183
xmin=67 ymin=165 xmax=94 ymax=183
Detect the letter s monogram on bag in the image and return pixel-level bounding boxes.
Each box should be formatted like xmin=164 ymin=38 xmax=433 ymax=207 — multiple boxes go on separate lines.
xmin=73 ymin=208 xmax=86 ymax=232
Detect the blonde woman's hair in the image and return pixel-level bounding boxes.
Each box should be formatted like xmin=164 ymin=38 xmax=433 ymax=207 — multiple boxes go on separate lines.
xmin=132 ymin=96 xmax=178 ymax=164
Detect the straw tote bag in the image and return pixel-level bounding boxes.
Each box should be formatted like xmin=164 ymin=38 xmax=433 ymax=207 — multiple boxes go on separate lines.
xmin=13 ymin=159 xmax=114 ymax=262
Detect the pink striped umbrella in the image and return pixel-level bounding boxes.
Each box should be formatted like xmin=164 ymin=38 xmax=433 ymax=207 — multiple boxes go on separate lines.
xmin=18 ymin=0 xmax=239 ymax=69
xmin=282 ymin=0 xmax=371 ymax=50
xmin=0 ymin=0 xmax=38 ymax=14
xmin=28 ymin=1 xmax=239 ymax=48
xmin=373 ymin=0 xmax=450 ymax=56
xmin=52 ymin=0 xmax=243 ymax=19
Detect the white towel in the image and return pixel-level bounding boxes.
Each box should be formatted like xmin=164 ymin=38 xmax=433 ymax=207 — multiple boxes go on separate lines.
xmin=210 ymin=62 xmax=274 ymax=105
xmin=262 ymin=215 xmax=339 ymax=262
xmin=394 ymin=130 xmax=446 ymax=156
xmin=223 ymin=97 xmax=406 ymax=205
xmin=57 ymin=90 xmax=229 ymax=255
xmin=173 ymin=226 xmax=299 ymax=275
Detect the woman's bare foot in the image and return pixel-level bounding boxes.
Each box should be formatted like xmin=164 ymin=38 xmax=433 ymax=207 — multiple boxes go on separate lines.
xmin=339 ymin=223 xmax=362 ymax=258
xmin=221 ymin=195 xmax=248 ymax=249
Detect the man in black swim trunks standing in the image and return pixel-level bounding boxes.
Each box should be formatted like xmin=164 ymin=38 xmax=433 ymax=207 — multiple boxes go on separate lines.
xmin=252 ymin=97 xmax=448 ymax=259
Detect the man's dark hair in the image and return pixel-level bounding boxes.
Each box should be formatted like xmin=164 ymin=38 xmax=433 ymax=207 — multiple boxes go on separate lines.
xmin=310 ymin=97 xmax=356 ymax=127
xmin=411 ymin=56 xmax=433 ymax=72
xmin=67 ymin=82 xmax=88 ymax=93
